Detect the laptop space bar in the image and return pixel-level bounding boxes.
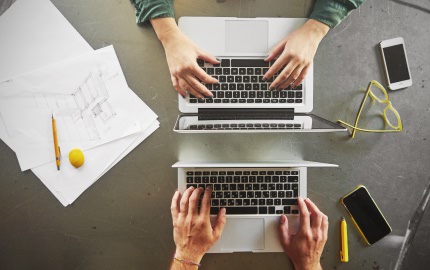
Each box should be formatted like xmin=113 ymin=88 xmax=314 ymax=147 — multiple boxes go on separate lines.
xmin=211 ymin=207 xmax=258 ymax=214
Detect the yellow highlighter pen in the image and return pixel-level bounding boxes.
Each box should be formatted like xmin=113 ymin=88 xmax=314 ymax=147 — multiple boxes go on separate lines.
xmin=340 ymin=217 xmax=349 ymax=262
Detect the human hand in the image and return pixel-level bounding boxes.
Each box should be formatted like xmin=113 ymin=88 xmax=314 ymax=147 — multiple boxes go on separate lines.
xmin=279 ymin=197 xmax=328 ymax=270
xmin=171 ymin=187 xmax=226 ymax=267
xmin=152 ymin=18 xmax=219 ymax=99
xmin=264 ymin=19 xmax=329 ymax=90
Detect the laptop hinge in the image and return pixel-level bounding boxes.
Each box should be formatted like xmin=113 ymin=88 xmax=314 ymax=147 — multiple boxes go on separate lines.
xmin=198 ymin=108 xmax=295 ymax=120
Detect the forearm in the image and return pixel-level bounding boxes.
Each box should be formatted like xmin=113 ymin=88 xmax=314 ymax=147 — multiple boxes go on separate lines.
xmin=303 ymin=19 xmax=330 ymax=42
xmin=151 ymin=17 xmax=180 ymax=45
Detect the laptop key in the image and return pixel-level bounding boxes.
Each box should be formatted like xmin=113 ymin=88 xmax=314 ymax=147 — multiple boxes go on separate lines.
xmin=231 ymin=59 xmax=269 ymax=67
xmin=231 ymin=68 xmax=238 ymax=75
xmin=224 ymin=207 xmax=258 ymax=215
xmin=215 ymin=68 xmax=222 ymax=75
xmin=221 ymin=59 xmax=230 ymax=67
xmin=239 ymin=68 xmax=246 ymax=75
xmin=239 ymin=99 xmax=246 ymax=103
xmin=237 ymin=84 xmax=244 ymax=90
xmin=269 ymin=207 xmax=275 ymax=214
xmin=292 ymin=209 xmax=299 ymax=214
xmin=282 ymin=199 xmax=298 ymax=205
xmin=259 ymin=207 xmax=268 ymax=214
xmin=295 ymin=99 xmax=303 ymax=103
xmin=284 ymin=206 xmax=291 ymax=214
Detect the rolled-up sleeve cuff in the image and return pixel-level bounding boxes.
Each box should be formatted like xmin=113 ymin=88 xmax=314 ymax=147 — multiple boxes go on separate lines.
xmin=310 ymin=0 xmax=354 ymax=28
xmin=132 ymin=0 xmax=174 ymax=24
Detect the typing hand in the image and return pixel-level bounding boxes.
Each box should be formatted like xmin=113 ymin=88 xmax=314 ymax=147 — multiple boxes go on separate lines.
xmin=170 ymin=187 xmax=226 ymax=269
xmin=264 ymin=19 xmax=329 ymax=90
xmin=154 ymin=20 xmax=219 ymax=99
xmin=279 ymin=197 xmax=328 ymax=270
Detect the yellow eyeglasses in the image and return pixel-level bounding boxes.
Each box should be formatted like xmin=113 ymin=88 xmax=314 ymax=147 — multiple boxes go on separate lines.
xmin=338 ymin=80 xmax=403 ymax=138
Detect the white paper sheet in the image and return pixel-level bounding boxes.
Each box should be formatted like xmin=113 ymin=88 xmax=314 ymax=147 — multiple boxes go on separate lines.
xmin=0 ymin=0 xmax=92 ymax=83
xmin=0 ymin=46 xmax=154 ymax=171
xmin=0 ymin=0 xmax=92 ymax=149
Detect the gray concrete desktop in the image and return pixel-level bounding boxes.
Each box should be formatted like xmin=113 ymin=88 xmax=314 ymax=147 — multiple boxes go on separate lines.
xmin=0 ymin=0 xmax=429 ymax=269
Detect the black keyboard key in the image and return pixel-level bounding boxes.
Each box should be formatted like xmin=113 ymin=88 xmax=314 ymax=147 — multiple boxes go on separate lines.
xmin=247 ymin=68 xmax=254 ymax=75
xmin=288 ymin=176 xmax=299 ymax=182
xmin=269 ymin=207 xmax=275 ymax=214
xmin=257 ymin=176 xmax=264 ymax=182
xmin=275 ymin=199 xmax=281 ymax=205
xmin=224 ymin=207 xmax=258 ymax=214
xmin=292 ymin=210 xmax=299 ymax=214
xmin=276 ymin=210 xmax=283 ymax=214
xmin=243 ymin=76 xmax=250 ymax=83
xmin=221 ymin=59 xmax=230 ymax=67
xmin=239 ymin=99 xmax=246 ymax=103
xmin=215 ymin=68 xmax=222 ymax=75
xmin=291 ymin=171 xmax=299 ymax=175
xmin=228 ymin=199 xmax=235 ymax=206
xmin=214 ymin=84 xmax=221 ymax=90
xmin=232 ymin=191 xmax=238 ymax=198
xmin=292 ymin=184 xmax=298 ymax=197
xmin=238 ymin=185 xmax=245 ymax=191
xmin=223 ymin=68 xmax=230 ymax=75
xmin=259 ymin=207 xmax=268 ymax=214
xmin=227 ymin=76 xmax=234 ymax=83
xmin=211 ymin=199 xmax=219 ymax=206
xmin=231 ymin=59 xmax=269 ymax=67
xmin=255 ymin=68 xmax=262 ymax=75
xmin=197 ymin=59 xmax=204 ymax=67
xmin=237 ymin=84 xmax=244 ymax=90
xmin=268 ymin=184 xmax=276 ymax=190
xmin=284 ymin=206 xmax=291 ymax=214
xmin=231 ymin=68 xmax=238 ymax=75
xmin=267 ymin=199 xmax=274 ymax=205
xmin=239 ymin=68 xmax=246 ymax=75
xmin=295 ymin=99 xmax=302 ymax=103
xmin=282 ymin=199 xmax=298 ymax=205
xmin=216 ymin=191 xmax=223 ymax=198
xmin=270 ymin=191 xmax=277 ymax=198
xmin=219 ymin=76 xmax=226 ymax=82
xmin=241 ymin=92 xmax=248 ymax=98
xmin=210 ymin=207 xmax=219 ymax=214
xmin=221 ymin=84 xmax=228 ymax=90
xmin=235 ymin=76 xmax=242 ymax=82
xmin=263 ymin=191 xmax=270 ymax=198
xmin=296 ymin=91 xmax=302 ymax=98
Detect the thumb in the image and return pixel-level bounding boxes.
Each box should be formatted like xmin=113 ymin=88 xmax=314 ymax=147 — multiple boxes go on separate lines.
xmin=213 ymin=208 xmax=227 ymax=240
xmin=265 ymin=39 xmax=287 ymax=62
xmin=279 ymin=215 xmax=291 ymax=248
xmin=198 ymin=50 xmax=220 ymax=65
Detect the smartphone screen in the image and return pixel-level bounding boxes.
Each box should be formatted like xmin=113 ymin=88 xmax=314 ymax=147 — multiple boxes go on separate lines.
xmin=382 ymin=44 xmax=410 ymax=83
xmin=343 ymin=187 xmax=391 ymax=244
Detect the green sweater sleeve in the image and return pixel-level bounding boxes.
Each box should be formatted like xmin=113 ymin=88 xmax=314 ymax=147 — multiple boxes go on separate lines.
xmin=130 ymin=0 xmax=174 ymax=24
xmin=310 ymin=0 xmax=366 ymax=28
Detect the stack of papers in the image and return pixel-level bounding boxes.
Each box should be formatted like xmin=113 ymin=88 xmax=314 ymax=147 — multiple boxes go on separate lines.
xmin=0 ymin=0 xmax=159 ymax=206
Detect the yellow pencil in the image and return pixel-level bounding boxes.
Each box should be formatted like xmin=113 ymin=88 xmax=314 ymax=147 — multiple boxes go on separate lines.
xmin=52 ymin=114 xmax=61 ymax=170
xmin=340 ymin=217 xmax=349 ymax=262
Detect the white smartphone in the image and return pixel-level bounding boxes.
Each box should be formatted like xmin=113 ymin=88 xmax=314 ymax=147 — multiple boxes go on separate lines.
xmin=380 ymin=37 xmax=412 ymax=90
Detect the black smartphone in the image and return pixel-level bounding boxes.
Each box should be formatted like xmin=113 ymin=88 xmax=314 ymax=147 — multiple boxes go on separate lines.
xmin=340 ymin=185 xmax=392 ymax=245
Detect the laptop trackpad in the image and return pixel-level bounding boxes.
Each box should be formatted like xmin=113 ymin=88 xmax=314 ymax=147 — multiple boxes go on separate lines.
xmin=225 ymin=20 xmax=268 ymax=53
xmin=221 ymin=218 xmax=265 ymax=251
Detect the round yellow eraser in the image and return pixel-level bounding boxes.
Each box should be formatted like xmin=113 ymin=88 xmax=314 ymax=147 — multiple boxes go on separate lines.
xmin=69 ymin=148 xmax=85 ymax=168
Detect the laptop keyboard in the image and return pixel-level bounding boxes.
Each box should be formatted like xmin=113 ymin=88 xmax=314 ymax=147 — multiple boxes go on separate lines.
xmin=187 ymin=123 xmax=302 ymax=130
xmin=186 ymin=169 xmax=300 ymax=215
xmin=190 ymin=58 xmax=303 ymax=104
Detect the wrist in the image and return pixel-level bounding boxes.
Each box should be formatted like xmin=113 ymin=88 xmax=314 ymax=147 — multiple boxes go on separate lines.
xmin=150 ymin=17 xmax=180 ymax=45
xmin=304 ymin=19 xmax=330 ymax=41
xmin=175 ymin=249 xmax=204 ymax=264
xmin=292 ymin=261 xmax=322 ymax=270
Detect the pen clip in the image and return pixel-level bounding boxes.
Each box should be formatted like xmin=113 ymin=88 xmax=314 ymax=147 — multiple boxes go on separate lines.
xmin=58 ymin=146 xmax=61 ymax=161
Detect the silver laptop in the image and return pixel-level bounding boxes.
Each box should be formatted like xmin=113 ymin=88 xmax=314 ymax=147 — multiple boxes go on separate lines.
xmin=174 ymin=17 xmax=346 ymax=133
xmin=173 ymin=160 xmax=338 ymax=253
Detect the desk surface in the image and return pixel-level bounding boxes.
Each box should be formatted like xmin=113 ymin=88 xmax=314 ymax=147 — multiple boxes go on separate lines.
xmin=1 ymin=0 xmax=430 ymax=269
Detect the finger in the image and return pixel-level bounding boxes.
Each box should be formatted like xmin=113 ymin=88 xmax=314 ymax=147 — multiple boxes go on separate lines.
xmin=188 ymin=187 xmax=204 ymax=216
xmin=184 ymin=75 xmax=213 ymax=97
xmin=198 ymin=50 xmax=220 ymax=65
xmin=264 ymin=53 xmax=293 ymax=81
xmin=265 ymin=39 xmax=287 ymax=62
xmin=171 ymin=190 xmax=180 ymax=221
xmin=321 ymin=215 xmax=329 ymax=241
xmin=200 ymin=186 xmax=212 ymax=217
xmin=276 ymin=65 xmax=302 ymax=90
xmin=178 ymin=78 xmax=204 ymax=99
xmin=270 ymin=62 xmax=298 ymax=90
xmin=213 ymin=208 xmax=227 ymax=240
xmin=291 ymin=65 xmax=310 ymax=89
xmin=171 ymin=75 xmax=186 ymax=97
xmin=179 ymin=186 xmax=195 ymax=216
xmin=304 ymin=198 xmax=323 ymax=229
xmin=279 ymin=214 xmax=291 ymax=249
xmin=298 ymin=197 xmax=311 ymax=233
xmin=192 ymin=65 xmax=218 ymax=84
